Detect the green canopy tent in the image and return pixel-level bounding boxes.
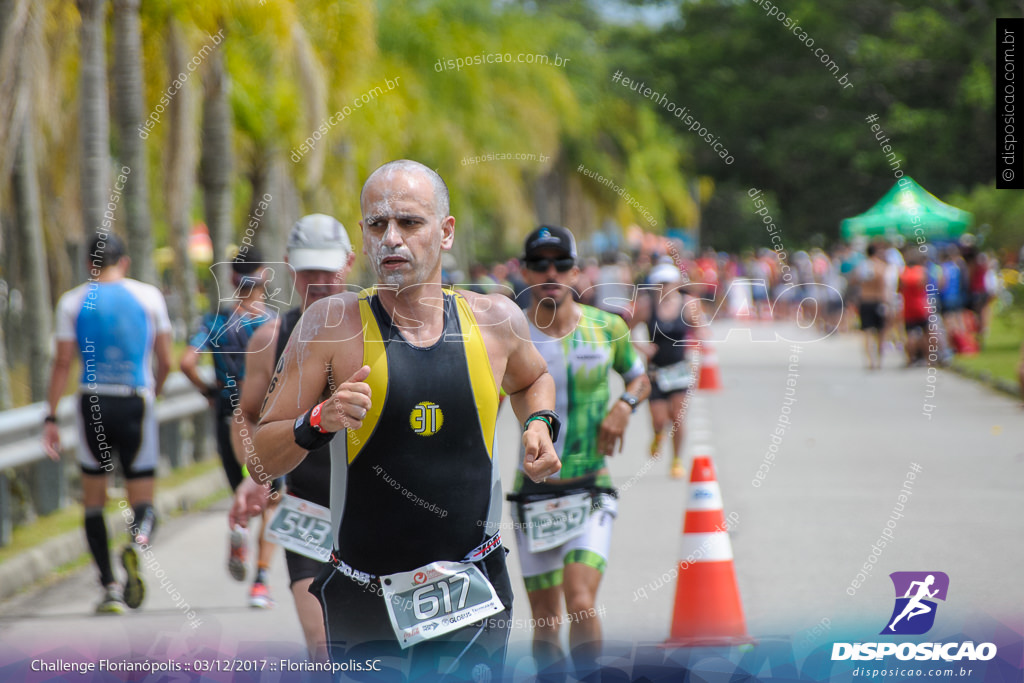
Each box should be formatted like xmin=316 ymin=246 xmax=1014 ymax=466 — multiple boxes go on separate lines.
xmin=840 ymin=177 xmax=973 ymax=241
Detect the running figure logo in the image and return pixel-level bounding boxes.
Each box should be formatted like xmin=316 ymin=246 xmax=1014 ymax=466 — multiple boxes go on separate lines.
xmin=881 ymin=571 xmax=949 ymax=635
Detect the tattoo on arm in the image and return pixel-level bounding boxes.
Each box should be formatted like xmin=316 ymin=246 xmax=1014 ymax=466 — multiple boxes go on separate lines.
xmin=260 ymin=355 xmax=286 ymax=416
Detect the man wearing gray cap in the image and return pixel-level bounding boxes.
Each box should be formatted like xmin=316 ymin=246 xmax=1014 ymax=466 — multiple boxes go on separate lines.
xmin=229 ymin=213 xmax=355 ymax=660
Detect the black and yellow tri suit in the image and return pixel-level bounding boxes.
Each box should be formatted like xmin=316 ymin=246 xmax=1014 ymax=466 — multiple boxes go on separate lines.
xmin=310 ymin=288 xmax=511 ymax=679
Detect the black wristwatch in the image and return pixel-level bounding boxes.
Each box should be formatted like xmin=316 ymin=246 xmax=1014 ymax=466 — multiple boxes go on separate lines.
xmin=619 ymin=392 xmax=639 ymax=413
xmin=523 ymin=410 xmax=561 ymax=443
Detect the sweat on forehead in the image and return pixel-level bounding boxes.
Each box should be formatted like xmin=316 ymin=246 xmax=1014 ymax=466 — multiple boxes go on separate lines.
xmin=361 ymin=159 xmax=450 ymax=218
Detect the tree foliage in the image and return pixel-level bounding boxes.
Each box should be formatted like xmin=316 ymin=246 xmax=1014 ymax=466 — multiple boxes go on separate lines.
xmin=0 ymin=0 xmax=1013 ymax=399
xmin=607 ymin=0 xmax=1016 ymax=251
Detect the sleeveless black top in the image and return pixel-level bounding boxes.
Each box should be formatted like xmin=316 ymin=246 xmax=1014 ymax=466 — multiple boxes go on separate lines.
xmin=275 ymin=307 xmax=331 ymax=507
xmin=645 ymin=296 xmax=693 ymax=368
xmin=329 ymin=290 xmax=501 ymax=575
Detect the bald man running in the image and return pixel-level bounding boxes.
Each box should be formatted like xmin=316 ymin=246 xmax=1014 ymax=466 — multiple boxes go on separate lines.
xmin=254 ymin=160 xmax=560 ymax=681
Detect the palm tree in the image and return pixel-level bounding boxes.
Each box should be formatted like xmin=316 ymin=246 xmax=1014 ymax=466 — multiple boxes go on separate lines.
xmin=0 ymin=0 xmax=29 ymax=183
xmin=165 ymin=17 xmax=198 ymax=329
xmin=2 ymin=0 xmax=52 ymax=402
xmin=12 ymin=119 xmax=53 ymax=402
xmin=112 ymin=0 xmax=156 ymax=285
xmin=225 ymin=6 xmax=328 ymax=259
xmin=0 ymin=0 xmax=29 ymax=409
xmin=77 ymin=0 xmax=110 ymax=281
xmin=199 ymin=42 xmax=234 ymax=300
xmin=7 ymin=0 xmax=60 ymax=515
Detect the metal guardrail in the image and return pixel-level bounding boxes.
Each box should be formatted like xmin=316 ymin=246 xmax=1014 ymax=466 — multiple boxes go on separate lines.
xmin=0 ymin=370 xmax=214 ymax=547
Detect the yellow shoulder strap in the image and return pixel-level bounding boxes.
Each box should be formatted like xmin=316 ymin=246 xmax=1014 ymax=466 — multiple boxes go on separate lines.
xmin=347 ymin=288 xmax=388 ymax=464
xmin=454 ymin=293 xmax=499 ymax=460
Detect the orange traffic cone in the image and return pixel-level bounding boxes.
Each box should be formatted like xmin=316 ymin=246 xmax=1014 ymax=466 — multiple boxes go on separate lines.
xmin=666 ymin=455 xmax=752 ymax=647
xmin=697 ymin=342 xmax=722 ymax=391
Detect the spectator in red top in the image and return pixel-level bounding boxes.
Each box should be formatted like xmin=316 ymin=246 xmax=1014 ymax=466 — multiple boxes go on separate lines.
xmin=964 ymin=248 xmax=997 ymax=347
xmin=899 ymin=249 xmax=930 ymax=366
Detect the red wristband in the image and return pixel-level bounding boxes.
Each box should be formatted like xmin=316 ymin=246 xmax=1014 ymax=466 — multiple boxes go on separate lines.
xmin=309 ymin=401 xmax=328 ymax=433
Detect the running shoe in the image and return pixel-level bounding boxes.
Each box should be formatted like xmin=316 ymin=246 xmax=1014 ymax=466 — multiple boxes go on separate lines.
xmin=134 ymin=506 xmax=156 ymax=547
xmin=649 ymin=433 xmax=662 ymax=459
xmin=670 ymin=458 xmax=686 ymax=480
xmin=96 ymin=583 xmax=126 ymax=615
xmin=121 ymin=544 xmax=146 ymax=609
xmin=228 ymin=526 xmax=247 ymax=582
xmin=248 ymin=582 xmax=274 ymax=609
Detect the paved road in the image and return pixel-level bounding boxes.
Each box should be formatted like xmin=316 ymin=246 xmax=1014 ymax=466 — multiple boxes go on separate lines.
xmin=1 ymin=321 xmax=1021 ymax=678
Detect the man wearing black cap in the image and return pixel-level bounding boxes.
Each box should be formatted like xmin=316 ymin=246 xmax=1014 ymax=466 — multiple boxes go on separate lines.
xmin=509 ymin=225 xmax=650 ymax=680
xmin=181 ymin=247 xmax=280 ymax=608
xmin=44 ymin=233 xmax=173 ymax=614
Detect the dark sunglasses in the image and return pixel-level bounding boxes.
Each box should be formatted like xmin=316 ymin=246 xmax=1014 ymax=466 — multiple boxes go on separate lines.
xmin=524 ymin=257 xmax=575 ymax=273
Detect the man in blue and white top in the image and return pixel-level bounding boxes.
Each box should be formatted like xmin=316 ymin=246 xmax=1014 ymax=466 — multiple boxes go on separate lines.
xmin=44 ymin=233 xmax=172 ymax=614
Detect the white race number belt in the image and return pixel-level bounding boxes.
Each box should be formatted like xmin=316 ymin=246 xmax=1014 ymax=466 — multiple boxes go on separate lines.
xmin=264 ymin=495 xmax=332 ymax=562
xmin=652 ymin=360 xmax=694 ymax=393
xmin=330 ymin=534 xmax=505 ymax=648
xmin=81 ymin=384 xmax=151 ymax=398
xmin=521 ymin=492 xmax=593 ymax=553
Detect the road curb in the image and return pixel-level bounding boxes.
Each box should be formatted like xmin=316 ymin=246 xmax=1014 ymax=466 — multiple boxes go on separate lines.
xmin=948 ymin=362 xmax=1020 ymax=400
xmin=0 ymin=469 xmax=229 ymax=603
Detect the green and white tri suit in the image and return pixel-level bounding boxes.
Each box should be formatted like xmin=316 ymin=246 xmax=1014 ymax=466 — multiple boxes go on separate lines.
xmin=512 ymin=306 xmax=644 ymax=591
